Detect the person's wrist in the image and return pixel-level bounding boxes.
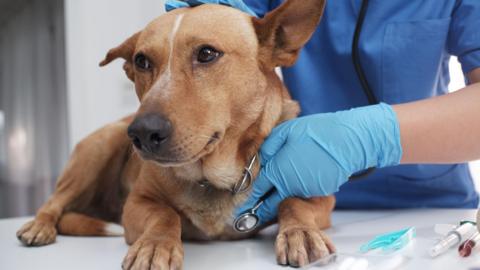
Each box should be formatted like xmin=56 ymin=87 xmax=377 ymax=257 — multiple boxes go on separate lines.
xmin=326 ymin=103 xmax=402 ymax=174
xmin=340 ymin=103 xmax=403 ymax=170
xmin=375 ymin=103 xmax=403 ymax=167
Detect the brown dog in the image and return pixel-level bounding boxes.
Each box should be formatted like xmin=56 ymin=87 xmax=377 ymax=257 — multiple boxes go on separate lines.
xmin=16 ymin=0 xmax=335 ymax=268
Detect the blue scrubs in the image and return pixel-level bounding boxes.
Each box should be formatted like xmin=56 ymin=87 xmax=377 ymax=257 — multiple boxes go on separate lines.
xmin=244 ymin=0 xmax=480 ymax=208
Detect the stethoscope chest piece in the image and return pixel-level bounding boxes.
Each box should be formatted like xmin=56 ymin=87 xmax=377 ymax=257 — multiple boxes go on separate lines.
xmin=233 ymin=188 xmax=276 ymax=233
xmin=234 ymin=211 xmax=259 ymax=233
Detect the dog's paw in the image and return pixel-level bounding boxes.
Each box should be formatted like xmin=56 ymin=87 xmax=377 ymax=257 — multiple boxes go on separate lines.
xmin=275 ymin=227 xmax=335 ymax=267
xmin=16 ymin=220 xmax=57 ymax=246
xmin=122 ymin=237 xmax=183 ymax=270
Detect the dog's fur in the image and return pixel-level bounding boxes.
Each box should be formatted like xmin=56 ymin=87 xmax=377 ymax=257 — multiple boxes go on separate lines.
xmin=16 ymin=1 xmax=335 ymax=269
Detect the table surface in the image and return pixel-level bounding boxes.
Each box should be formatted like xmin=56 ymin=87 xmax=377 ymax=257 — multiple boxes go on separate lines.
xmin=1 ymin=210 xmax=479 ymax=270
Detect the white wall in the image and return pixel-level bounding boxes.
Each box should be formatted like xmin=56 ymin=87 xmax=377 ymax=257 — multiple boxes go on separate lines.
xmin=64 ymin=0 xmax=165 ymax=147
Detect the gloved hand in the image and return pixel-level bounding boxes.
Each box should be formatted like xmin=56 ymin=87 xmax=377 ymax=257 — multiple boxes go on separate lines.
xmin=236 ymin=103 xmax=403 ymax=224
xmin=165 ymin=0 xmax=258 ymax=17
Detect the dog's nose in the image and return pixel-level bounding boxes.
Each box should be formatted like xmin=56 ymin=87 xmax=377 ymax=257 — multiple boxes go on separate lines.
xmin=127 ymin=114 xmax=172 ymax=152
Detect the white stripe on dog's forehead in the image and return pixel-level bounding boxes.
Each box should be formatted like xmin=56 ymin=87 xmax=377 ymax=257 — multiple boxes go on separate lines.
xmin=147 ymin=14 xmax=184 ymax=100
xmin=166 ymin=14 xmax=185 ymax=81
xmin=169 ymin=14 xmax=185 ymax=69
xmin=171 ymin=14 xmax=184 ymax=39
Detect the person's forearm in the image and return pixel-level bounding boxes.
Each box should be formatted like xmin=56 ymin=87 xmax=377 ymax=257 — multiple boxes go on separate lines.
xmin=394 ymin=69 xmax=480 ymax=164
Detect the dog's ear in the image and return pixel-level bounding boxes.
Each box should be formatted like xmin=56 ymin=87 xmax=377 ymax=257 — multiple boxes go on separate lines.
xmin=253 ymin=0 xmax=326 ymax=67
xmin=99 ymin=32 xmax=140 ymax=81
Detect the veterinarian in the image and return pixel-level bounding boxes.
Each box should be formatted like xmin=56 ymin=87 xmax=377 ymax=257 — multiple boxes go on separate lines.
xmin=238 ymin=0 xmax=480 ymax=224
xmin=168 ymin=0 xmax=480 ymax=223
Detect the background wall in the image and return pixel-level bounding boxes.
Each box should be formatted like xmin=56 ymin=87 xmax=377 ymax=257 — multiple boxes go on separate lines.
xmin=0 ymin=0 xmax=68 ymax=217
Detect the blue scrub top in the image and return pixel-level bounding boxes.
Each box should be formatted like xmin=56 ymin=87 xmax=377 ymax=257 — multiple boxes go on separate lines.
xmin=244 ymin=0 xmax=480 ymax=208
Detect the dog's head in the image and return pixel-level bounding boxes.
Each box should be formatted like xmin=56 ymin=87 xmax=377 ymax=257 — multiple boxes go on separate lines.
xmin=100 ymin=0 xmax=325 ymax=167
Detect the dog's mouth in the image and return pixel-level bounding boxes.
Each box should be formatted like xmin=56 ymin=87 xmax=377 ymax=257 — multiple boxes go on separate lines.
xmin=206 ymin=131 xmax=221 ymax=145
xmin=135 ymin=131 xmax=223 ymax=167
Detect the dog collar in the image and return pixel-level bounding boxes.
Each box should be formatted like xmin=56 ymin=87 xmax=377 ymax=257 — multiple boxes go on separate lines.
xmin=198 ymin=154 xmax=258 ymax=195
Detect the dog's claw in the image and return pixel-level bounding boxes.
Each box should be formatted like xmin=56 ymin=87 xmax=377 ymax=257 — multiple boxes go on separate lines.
xmin=275 ymin=227 xmax=335 ymax=267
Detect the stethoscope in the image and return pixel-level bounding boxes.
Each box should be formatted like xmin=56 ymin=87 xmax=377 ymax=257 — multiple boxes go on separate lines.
xmin=231 ymin=154 xmax=273 ymax=233
xmin=233 ymin=188 xmax=276 ymax=233
xmin=233 ymin=0 xmax=377 ymax=233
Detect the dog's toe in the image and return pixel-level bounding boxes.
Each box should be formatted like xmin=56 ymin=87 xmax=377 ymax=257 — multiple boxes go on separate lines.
xmin=16 ymin=221 xmax=34 ymax=240
xmin=122 ymin=237 xmax=183 ymax=270
xmin=275 ymin=227 xmax=335 ymax=267
xmin=16 ymin=220 xmax=57 ymax=246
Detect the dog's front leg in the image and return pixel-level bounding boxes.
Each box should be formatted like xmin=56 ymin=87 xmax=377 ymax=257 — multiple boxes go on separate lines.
xmin=275 ymin=196 xmax=336 ymax=267
xmin=122 ymin=192 xmax=183 ymax=270
xmin=16 ymin=120 xmax=131 ymax=246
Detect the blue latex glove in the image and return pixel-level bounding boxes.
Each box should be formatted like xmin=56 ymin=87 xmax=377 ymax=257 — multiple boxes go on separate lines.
xmin=165 ymin=0 xmax=258 ymax=17
xmin=236 ymin=103 xmax=403 ymax=223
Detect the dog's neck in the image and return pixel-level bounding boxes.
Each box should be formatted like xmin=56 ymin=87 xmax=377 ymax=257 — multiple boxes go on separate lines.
xmin=171 ymin=69 xmax=298 ymax=193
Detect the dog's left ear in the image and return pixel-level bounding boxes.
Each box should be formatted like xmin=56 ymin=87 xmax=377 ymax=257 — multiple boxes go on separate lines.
xmin=99 ymin=31 xmax=140 ymax=81
xmin=253 ymin=0 xmax=326 ymax=67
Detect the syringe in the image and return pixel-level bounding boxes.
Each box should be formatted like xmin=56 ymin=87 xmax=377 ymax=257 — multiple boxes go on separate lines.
xmin=429 ymin=222 xmax=477 ymax=257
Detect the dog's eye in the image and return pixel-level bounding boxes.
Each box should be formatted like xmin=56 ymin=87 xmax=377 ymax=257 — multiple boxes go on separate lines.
xmin=197 ymin=46 xmax=222 ymax=64
xmin=134 ymin=54 xmax=152 ymax=71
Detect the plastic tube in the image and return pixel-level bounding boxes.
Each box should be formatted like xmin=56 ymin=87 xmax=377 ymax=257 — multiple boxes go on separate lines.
xmin=429 ymin=222 xmax=477 ymax=257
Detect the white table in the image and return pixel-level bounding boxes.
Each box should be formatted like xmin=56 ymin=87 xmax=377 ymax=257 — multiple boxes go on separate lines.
xmin=1 ymin=210 xmax=479 ymax=270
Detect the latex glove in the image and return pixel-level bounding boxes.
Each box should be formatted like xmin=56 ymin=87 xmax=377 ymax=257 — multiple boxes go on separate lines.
xmin=236 ymin=103 xmax=403 ymax=223
xmin=165 ymin=0 xmax=258 ymax=17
